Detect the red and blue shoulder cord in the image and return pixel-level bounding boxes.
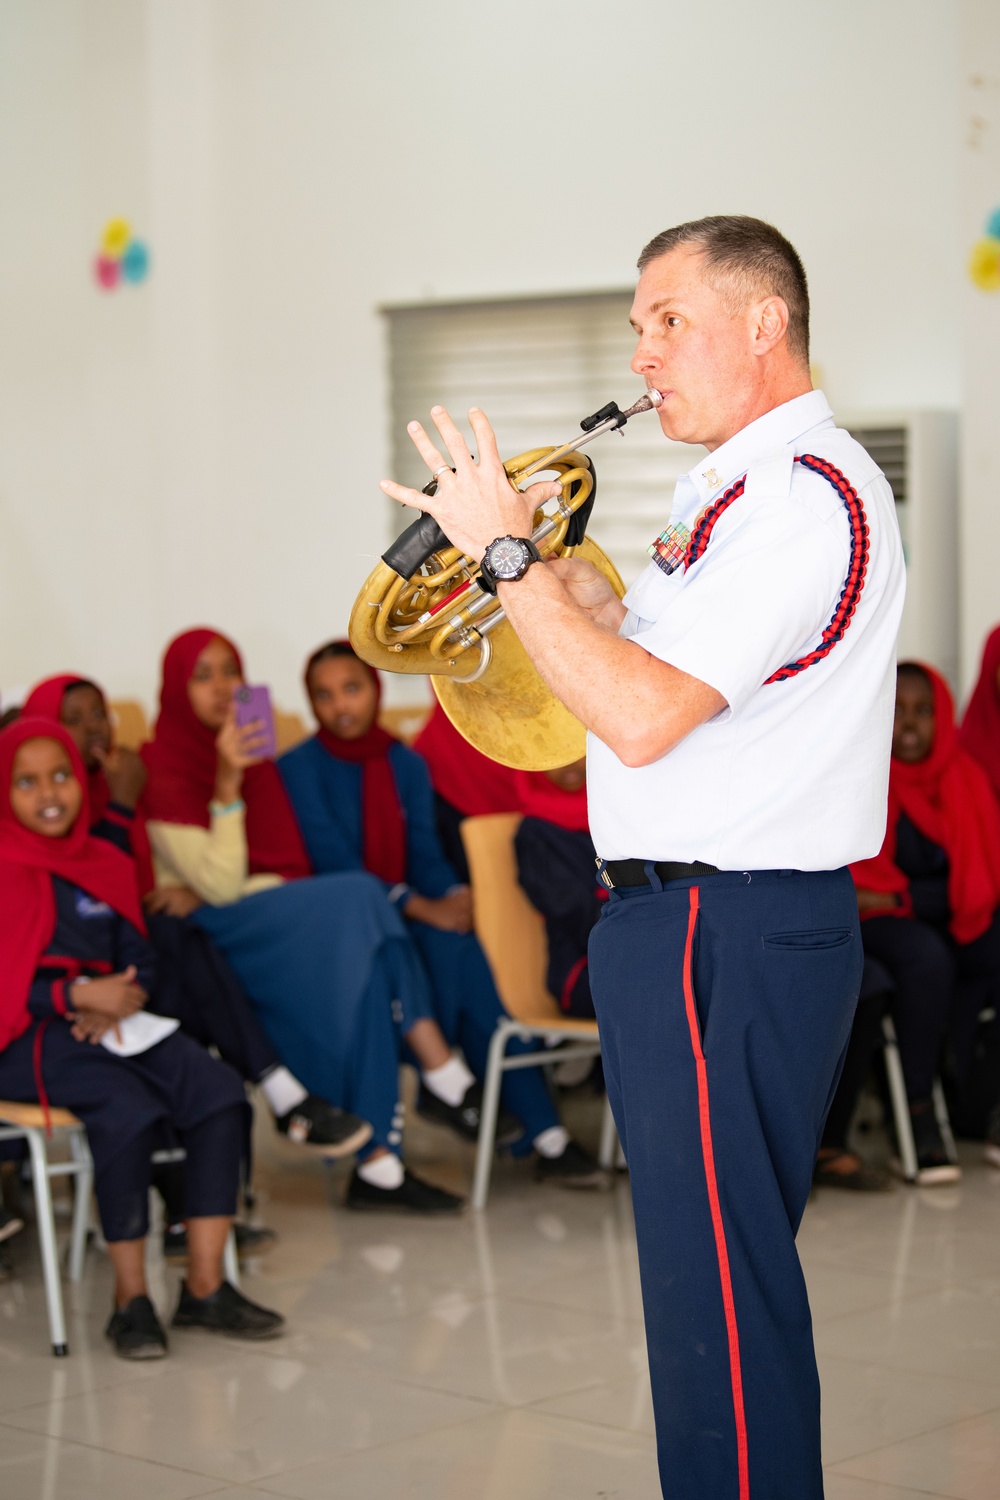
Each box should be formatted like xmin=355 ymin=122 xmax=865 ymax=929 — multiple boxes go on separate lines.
xmin=682 ymin=454 xmax=870 ymax=683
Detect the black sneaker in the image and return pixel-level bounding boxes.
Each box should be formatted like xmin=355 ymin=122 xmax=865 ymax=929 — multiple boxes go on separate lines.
xmin=171 ymin=1279 xmax=284 ymax=1340
xmin=908 ymin=1100 xmax=962 ymax=1186
xmin=163 ymin=1220 xmax=277 ymax=1264
xmin=275 ymin=1095 xmax=373 ymax=1157
xmin=0 ymin=1206 xmax=24 ymax=1245
xmin=534 ymin=1140 xmax=611 ymax=1191
xmin=416 ymin=1081 xmax=523 ymax=1147
xmin=106 ymin=1295 xmax=168 ymax=1360
xmin=344 ymin=1167 xmax=465 ymax=1215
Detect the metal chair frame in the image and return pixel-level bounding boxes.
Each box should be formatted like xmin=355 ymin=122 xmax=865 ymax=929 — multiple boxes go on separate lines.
xmin=880 ymin=1015 xmax=958 ymax=1182
xmin=0 ymin=1106 xmax=239 ymax=1356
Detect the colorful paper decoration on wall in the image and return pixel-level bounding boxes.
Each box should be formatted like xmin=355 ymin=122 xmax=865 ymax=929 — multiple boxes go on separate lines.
xmin=92 ymin=217 xmax=151 ymax=292
xmin=969 ymin=206 xmax=1000 ymax=292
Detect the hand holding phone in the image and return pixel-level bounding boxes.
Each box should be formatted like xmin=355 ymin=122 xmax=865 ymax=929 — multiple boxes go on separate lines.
xmin=233 ymin=684 xmax=277 ymax=760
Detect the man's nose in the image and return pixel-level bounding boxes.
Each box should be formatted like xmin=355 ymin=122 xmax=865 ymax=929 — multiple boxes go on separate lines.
xmin=630 ymin=340 xmax=660 ymax=376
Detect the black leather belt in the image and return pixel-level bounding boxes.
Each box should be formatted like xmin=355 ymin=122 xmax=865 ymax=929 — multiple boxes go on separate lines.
xmin=598 ymin=858 xmax=721 ymax=890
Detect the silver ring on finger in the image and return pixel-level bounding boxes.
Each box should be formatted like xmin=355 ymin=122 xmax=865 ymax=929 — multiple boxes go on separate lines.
xmin=430 ymin=464 xmax=453 ymax=481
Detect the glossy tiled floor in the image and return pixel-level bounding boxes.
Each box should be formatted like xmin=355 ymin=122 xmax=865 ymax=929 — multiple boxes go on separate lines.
xmin=1 ymin=1097 xmax=1000 ymax=1499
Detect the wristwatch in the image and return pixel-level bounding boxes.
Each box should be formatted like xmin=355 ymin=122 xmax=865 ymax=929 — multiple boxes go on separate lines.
xmin=478 ymin=535 xmax=542 ymax=595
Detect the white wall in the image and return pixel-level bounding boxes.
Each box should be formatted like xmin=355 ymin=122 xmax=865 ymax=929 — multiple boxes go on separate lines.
xmin=0 ymin=0 xmax=964 ymax=716
xmin=959 ymin=0 xmax=1000 ymax=692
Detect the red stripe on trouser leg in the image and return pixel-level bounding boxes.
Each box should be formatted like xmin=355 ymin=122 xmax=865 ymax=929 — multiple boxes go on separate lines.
xmin=681 ymin=886 xmax=750 ymax=1500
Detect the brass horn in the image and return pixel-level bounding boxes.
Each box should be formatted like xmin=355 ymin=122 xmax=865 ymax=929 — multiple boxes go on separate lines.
xmin=349 ymin=391 xmax=663 ymax=771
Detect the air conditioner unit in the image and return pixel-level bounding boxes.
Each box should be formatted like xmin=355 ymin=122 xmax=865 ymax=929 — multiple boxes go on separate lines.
xmin=839 ymin=411 xmax=959 ymax=683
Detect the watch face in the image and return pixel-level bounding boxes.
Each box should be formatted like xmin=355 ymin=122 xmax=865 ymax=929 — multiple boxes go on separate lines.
xmin=487 ymin=537 xmax=528 ymax=579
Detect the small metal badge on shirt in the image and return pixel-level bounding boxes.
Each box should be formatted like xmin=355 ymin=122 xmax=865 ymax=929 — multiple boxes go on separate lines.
xmin=647 ymin=521 xmax=691 ymax=576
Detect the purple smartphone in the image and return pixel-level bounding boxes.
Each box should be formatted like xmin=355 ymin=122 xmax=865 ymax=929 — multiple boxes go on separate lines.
xmin=233 ymin=684 xmax=277 ymax=759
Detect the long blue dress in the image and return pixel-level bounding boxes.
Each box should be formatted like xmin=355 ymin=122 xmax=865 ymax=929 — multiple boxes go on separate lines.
xmin=278 ymin=735 xmax=560 ymax=1145
xmin=193 ymin=871 xmax=433 ymax=1157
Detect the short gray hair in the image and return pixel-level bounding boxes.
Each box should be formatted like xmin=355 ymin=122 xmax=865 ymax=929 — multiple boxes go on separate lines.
xmin=637 ymin=215 xmax=810 ymax=364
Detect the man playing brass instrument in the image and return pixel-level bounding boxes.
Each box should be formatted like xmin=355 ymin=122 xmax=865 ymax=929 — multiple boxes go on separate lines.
xmin=381 ymin=215 xmax=905 ymax=1500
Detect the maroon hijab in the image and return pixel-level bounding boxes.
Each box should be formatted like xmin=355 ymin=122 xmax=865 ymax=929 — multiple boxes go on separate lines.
xmin=0 ymin=719 xmax=146 ymax=1052
xmin=851 ymin=663 xmax=1000 ymax=943
xmin=413 ymin=702 xmax=521 ymax=817
xmin=23 ymin=673 xmax=157 ymax=895
xmin=142 ymin=628 xmax=311 ymax=881
xmin=959 ymin=625 xmax=1000 ymax=802
xmin=310 ymin=644 xmax=407 ymax=886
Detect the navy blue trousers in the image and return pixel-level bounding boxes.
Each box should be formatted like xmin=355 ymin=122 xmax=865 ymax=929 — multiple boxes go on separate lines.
xmin=0 ymin=1023 xmax=247 ymax=1242
xmin=407 ymin=922 xmax=560 ymax=1143
xmin=589 ymin=868 xmax=861 ymax=1500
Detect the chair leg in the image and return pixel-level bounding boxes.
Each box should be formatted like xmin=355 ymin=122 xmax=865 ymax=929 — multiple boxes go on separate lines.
xmin=931 ymin=1079 xmax=959 ymax=1164
xmin=472 ymin=1021 xmax=514 ymax=1211
xmin=67 ymin=1129 xmax=94 ymax=1283
xmin=223 ymin=1227 xmax=240 ymax=1288
xmin=598 ymin=1094 xmax=619 ymax=1170
xmin=882 ymin=1017 xmax=918 ymax=1183
xmin=24 ymin=1128 xmax=69 ymax=1356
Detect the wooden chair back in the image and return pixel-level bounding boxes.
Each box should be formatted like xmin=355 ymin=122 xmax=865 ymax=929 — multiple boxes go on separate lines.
xmin=379 ymin=704 xmax=432 ymax=746
xmin=461 ymin=813 xmax=561 ymax=1025
xmin=108 ymin=700 xmax=150 ymax=751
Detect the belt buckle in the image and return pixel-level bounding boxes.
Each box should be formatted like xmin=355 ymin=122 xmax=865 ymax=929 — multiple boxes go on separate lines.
xmin=595 ymin=858 xmax=615 ymax=890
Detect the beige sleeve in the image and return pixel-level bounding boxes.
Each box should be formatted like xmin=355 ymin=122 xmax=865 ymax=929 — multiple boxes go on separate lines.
xmin=146 ymin=810 xmax=282 ymax=906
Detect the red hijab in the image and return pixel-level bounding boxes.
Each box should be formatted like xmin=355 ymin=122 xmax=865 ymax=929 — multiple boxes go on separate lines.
xmin=516 ymin=770 xmax=590 ymax=834
xmin=413 ymin=702 xmax=521 ymax=818
xmin=851 ymin=663 xmax=1000 ymax=943
xmin=23 ymin=673 xmax=155 ymax=895
xmin=959 ymin=624 xmax=1000 ymax=801
xmin=0 ymin=719 xmax=146 ymax=1052
xmin=141 ymin=628 xmax=311 ymax=881
xmin=309 ymin=644 xmax=407 ymax=886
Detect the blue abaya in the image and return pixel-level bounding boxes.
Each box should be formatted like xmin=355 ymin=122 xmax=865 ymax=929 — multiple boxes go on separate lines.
xmin=278 ymin=736 xmax=560 ymax=1144
xmin=193 ymin=871 xmax=434 ymax=1156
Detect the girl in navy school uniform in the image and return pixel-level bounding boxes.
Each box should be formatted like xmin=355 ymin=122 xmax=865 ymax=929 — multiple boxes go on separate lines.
xmin=23 ymin=674 xmax=370 ymax=1160
xmin=0 ymin=717 xmax=283 ymax=1357
xmin=278 ymin=639 xmax=607 ymax=1188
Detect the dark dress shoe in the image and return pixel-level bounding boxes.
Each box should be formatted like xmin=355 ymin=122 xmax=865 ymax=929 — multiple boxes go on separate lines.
xmin=172 ymin=1280 xmax=285 ymax=1340
xmin=106 ymin=1295 xmax=168 ymax=1360
xmin=345 ymin=1167 xmax=465 ymax=1214
xmin=416 ymin=1081 xmax=523 ymax=1147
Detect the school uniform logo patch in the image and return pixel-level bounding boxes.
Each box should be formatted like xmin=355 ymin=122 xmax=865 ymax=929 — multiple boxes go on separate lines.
xmin=75 ymin=892 xmax=114 ymax=919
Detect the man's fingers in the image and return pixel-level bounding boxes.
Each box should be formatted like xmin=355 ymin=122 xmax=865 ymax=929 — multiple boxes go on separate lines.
xmin=466 ymin=407 xmax=502 ymax=468
xmin=404 ymin=419 xmax=449 ymax=475
xmin=429 ymin=405 xmax=474 ymax=468
xmin=379 ymin=478 xmax=443 ymax=513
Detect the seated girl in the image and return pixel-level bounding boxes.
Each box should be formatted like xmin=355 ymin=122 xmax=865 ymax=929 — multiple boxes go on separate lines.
xmin=278 ymin=640 xmax=607 ymax=1189
xmin=514 ymin=759 xmax=605 ymax=1022
xmin=412 ymin=702 xmax=521 ymax=884
xmin=0 ymin=717 xmax=283 ymax=1357
xmin=22 ymin=674 xmax=367 ymax=1170
xmin=142 ymin=627 xmax=499 ymax=1214
xmin=849 ymin=662 xmax=1000 ymax=1181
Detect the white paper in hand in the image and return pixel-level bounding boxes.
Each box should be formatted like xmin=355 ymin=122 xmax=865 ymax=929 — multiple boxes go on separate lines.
xmin=100 ymin=1011 xmax=180 ymax=1058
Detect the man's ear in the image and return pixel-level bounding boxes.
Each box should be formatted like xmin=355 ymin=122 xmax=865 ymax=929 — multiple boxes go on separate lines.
xmin=750 ymin=295 xmax=790 ymax=357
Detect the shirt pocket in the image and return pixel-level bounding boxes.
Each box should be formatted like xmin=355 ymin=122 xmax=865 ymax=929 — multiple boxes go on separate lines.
xmin=762 ymin=928 xmax=854 ymax=952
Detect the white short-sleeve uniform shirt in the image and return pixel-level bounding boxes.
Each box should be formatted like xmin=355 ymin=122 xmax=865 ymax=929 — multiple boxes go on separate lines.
xmin=586 ymin=391 xmax=905 ymax=871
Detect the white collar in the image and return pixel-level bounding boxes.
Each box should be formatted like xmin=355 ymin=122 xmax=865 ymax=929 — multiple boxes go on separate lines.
xmin=686 ymin=390 xmax=835 ymax=506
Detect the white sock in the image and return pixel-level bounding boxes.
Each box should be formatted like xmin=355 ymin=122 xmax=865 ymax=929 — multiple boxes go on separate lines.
xmin=533 ymin=1125 xmax=570 ymax=1159
xmin=259 ymin=1066 xmax=309 ymax=1118
xmin=422 ymin=1055 xmax=476 ymax=1108
xmin=357 ymin=1153 xmax=405 ymax=1190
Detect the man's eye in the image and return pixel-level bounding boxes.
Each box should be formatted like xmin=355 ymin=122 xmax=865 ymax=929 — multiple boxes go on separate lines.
xmin=666 ymin=317 xmax=681 ymax=328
